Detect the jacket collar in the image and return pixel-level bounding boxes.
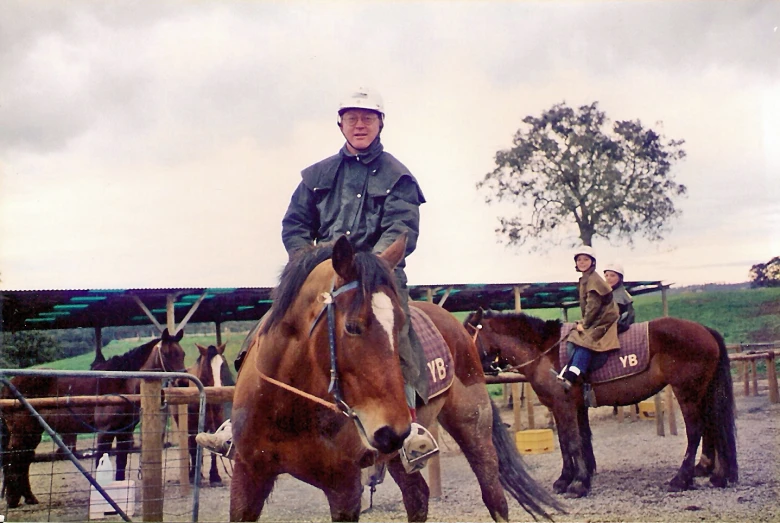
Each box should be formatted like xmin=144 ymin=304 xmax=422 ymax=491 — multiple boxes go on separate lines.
xmin=340 ymin=136 xmax=384 ymax=165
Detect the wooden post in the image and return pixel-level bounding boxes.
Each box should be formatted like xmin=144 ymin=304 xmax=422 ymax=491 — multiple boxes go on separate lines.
xmin=428 ymin=423 xmax=442 ymax=499
xmin=654 ymin=393 xmax=665 ymax=436
xmin=617 ymin=406 xmax=624 ymax=423
xmin=767 ymin=352 xmax=779 ymax=404
xmin=751 ymin=360 xmax=759 ymax=396
xmin=743 ymin=358 xmax=750 ymax=397
xmin=215 ymin=320 xmax=222 ymax=347
xmin=665 ymin=386 xmax=677 ymax=435
xmin=661 ymin=286 xmax=669 ymax=317
xmin=166 ymin=294 xmax=176 ymax=334
xmin=512 ymin=383 xmax=522 ymax=432
xmin=561 ymin=308 xmax=569 ymax=322
xmin=525 ymin=383 xmax=536 ymax=429
xmin=513 ymin=286 xmax=522 ymax=312
xmin=141 ymin=379 xmax=164 ymax=522
xmin=177 ymin=404 xmax=191 ymax=493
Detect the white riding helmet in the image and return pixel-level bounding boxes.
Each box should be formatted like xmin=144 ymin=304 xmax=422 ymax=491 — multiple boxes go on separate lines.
xmin=603 ymin=261 xmax=625 ymax=278
xmin=338 ymin=86 xmax=385 ymax=118
xmin=573 ymin=245 xmax=596 ymax=262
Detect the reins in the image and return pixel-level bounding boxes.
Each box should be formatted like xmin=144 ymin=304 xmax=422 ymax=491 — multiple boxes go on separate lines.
xmin=253 ymin=278 xmax=363 ymax=418
xmin=468 ymin=321 xmax=561 ymax=373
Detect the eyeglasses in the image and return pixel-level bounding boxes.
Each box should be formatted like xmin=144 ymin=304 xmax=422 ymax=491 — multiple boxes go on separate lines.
xmin=341 ymin=113 xmax=379 ymax=126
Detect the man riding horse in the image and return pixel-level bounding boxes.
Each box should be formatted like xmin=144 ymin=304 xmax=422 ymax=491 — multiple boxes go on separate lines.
xmin=197 ymin=86 xmax=438 ymax=472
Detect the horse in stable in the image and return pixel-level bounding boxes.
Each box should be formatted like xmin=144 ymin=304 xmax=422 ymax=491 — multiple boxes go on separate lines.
xmin=228 ymin=234 xmax=563 ymax=522
xmin=464 ymin=308 xmax=738 ymax=498
xmin=175 ymin=342 xmax=234 ymax=485
xmin=1 ymin=329 xmax=186 ymax=508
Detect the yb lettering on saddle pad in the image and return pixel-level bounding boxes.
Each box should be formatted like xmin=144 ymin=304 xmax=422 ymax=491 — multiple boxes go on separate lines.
xmin=410 ymin=307 xmax=454 ymax=399
xmin=559 ymin=322 xmax=650 ymax=383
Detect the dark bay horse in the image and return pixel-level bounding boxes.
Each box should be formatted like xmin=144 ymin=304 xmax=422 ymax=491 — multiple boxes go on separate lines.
xmin=1 ymin=329 xmax=186 ymax=508
xmin=229 ymin=234 xmax=562 ymax=522
xmin=464 ymin=309 xmax=737 ymax=498
xmin=177 ymin=342 xmax=234 ymax=485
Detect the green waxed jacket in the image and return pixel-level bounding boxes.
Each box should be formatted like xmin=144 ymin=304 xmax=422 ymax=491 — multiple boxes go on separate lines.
xmin=567 ymin=267 xmax=620 ymax=352
xmin=281 ymin=138 xmax=425 ymax=268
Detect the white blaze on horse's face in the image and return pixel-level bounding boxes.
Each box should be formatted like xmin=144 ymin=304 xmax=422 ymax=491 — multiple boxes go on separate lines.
xmin=371 ymin=292 xmax=395 ymax=351
xmin=211 ymin=355 xmax=223 ymax=388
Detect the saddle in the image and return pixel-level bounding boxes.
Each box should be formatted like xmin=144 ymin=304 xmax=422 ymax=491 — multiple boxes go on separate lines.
xmin=559 ymin=322 xmax=650 ymax=384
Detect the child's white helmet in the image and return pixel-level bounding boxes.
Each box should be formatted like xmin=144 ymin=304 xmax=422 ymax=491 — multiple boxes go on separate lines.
xmin=603 ymin=262 xmax=625 ymax=278
xmin=573 ymin=245 xmax=596 ymax=262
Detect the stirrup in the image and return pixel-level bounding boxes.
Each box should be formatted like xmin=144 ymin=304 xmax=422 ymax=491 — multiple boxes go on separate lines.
xmin=195 ymin=419 xmax=235 ymax=459
xmin=400 ymin=423 xmax=439 ymax=473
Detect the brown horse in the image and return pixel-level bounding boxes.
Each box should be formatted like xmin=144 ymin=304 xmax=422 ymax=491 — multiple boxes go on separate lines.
xmin=1 ymin=329 xmax=186 ymax=508
xmin=177 ymin=342 xmax=234 ymax=485
xmin=229 ymin=235 xmax=562 ymax=522
xmin=464 ymin=309 xmax=738 ymax=498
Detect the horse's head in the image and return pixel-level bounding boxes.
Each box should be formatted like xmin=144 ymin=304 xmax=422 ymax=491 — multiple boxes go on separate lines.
xmin=262 ymin=233 xmax=412 ymax=455
xmin=464 ymin=308 xmax=562 ymax=374
xmin=192 ymin=343 xmax=231 ymax=388
xmin=145 ymin=328 xmax=187 ymax=373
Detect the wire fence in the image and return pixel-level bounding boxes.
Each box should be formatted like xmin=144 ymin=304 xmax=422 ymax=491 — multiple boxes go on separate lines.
xmin=0 ymin=369 xmax=215 ymax=522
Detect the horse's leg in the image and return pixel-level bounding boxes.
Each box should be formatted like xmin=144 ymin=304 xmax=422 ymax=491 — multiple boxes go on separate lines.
xmin=10 ymin=426 xmax=42 ymax=506
xmin=209 ymin=454 xmax=222 ymax=485
xmin=229 ymin=458 xmax=275 ymax=521
xmin=115 ymin=431 xmax=134 ymax=482
xmin=694 ymin=433 xmax=715 ymax=477
xmin=435 ymin=386 xmax=510 ymax=521
xmin=323 ymin=471 xmax=363 ymax=522
xmin=668 ymin=392 xmax=703 ymax=491
xmin=387 ymin=457 xmax=429 ymax=522
xmin=577 ymin=404 xmax=596 ymax=480
xmin=555 ymin=396 xmax=590 ymax=498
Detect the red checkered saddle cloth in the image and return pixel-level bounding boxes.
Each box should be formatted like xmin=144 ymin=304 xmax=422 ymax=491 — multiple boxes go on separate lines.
xmin=559 ymin=322 xmax=650 ymax=384
xmin=410 ymin=306 xmax=455 ymax=400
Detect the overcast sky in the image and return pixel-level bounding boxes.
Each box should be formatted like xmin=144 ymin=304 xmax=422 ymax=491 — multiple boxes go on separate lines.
xmin=1 ymin=1 xmax=778 ymax=291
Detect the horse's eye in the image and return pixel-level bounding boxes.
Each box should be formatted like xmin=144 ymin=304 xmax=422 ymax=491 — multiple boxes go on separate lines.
xmin=345 ymin=321 xmax=363 ymax=336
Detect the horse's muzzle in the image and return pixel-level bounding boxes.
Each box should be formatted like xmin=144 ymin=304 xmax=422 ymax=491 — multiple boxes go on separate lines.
xmin=372 ymin=425 xmax=411 ymax=455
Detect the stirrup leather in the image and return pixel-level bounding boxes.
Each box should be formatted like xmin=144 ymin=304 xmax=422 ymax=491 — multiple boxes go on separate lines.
xmin=400 ymin=422 xmax=439 ymax=473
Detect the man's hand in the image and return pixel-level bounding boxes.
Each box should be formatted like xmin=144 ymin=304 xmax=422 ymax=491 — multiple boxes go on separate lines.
xmin=576 ymin=323 xmax=584 ymax=333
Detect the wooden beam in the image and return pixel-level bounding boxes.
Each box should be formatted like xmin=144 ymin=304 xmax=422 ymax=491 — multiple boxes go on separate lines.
xmin=166 ymin=295 xmax=176 ymax=334
xmin=131 ymin=295 xmax=164 ymax=332
xmin=437 ymin=287 xmax=452 ymax=308
xmin=176 ymin=292 xmax=207 ymax=333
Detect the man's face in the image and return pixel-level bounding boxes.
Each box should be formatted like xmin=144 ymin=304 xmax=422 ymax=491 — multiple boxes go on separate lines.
xmin=340 ymin=109 xmax=381 ymax=153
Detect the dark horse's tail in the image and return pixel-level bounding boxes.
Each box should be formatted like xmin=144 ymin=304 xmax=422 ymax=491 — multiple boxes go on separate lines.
xmin=490 ymin=399 xmax=565 ymax=521
xmin=703 ymin=327 xmax=738 ymax=484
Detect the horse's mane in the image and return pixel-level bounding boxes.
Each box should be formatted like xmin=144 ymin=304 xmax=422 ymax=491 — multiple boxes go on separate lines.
xmin=261 ymin=242 xmax=398 ymax=335
xmin=472 ymin=309 xmax=562 ymax=340
xmin=91 ymin=337 xmax=160 ymax=371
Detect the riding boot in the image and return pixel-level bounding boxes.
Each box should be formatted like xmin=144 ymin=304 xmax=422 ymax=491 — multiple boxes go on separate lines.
xmin=400 ymin=407 xmax=439 ymax=473
xmin=557 ymin=369 xmax=579 ymax=392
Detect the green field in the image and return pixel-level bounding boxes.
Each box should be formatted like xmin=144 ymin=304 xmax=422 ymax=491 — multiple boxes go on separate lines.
xmin=35 ymin=287 xmax=780 ymax=372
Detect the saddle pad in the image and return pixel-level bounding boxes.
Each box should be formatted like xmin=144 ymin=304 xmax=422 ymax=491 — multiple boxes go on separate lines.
xmin=559 ymin=322 xmax=650 ymax=383
xmin=410 ymin=306 xmax=455 ymax=400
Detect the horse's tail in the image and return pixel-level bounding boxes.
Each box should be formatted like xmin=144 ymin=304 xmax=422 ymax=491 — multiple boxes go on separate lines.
xmin=704 ymin=327 xmax=738 ymax=484
xmin=490 ymin=399 xmax=565 ymax=521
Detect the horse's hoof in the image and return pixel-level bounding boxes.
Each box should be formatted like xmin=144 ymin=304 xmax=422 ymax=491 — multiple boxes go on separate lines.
xmin=6 ymin=497 xmax=21 ymax=509
xmin=25 ymin=495 xmax=40 ymax=505
xmin=710 ymin=475 xmax=727 ymax=488
xmin=210 ymin=478 xmax=223 ymax=486
xmin=553 ymin=479 xmax=570 ymax=494
xmin=564 ymin=482 xmax=589 ymax=498
xmin=693 ymin=463 xmax=712 ymax=477
xmin=668 ymin=476 xmax=692 ymax=492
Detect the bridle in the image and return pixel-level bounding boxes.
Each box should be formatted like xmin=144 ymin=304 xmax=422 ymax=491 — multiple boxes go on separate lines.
xmin=254 ymin=278 xmax=372 ymax=428
xmin=466 ymin=320 xmax=560 ymax=373
xmin=154 ymin=340 xmax=187 ymax=374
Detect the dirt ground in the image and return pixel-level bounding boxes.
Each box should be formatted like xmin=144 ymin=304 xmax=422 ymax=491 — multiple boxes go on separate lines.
xmin=2 ymin=390 xmax=778 ymax=522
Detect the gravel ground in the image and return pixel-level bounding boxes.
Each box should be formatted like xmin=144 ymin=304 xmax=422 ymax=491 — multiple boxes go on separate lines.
xmin=3 ymin=391 xmax=778 ymax=522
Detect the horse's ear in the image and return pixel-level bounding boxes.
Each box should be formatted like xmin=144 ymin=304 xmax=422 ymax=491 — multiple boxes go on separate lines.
xmin=161 ymin=328 xmax=170 ymax=339
xmin=378 ymin=232 xmax=407 ymax=270
xmin=217 ymin=342 xmax=227 ymax=355
xmin=173 ymin=329 xmax=184 ymax=342
xmin=332 ymin=235 xmax=357 ymax=280
xmin=195 ymin=343 xmax=208 ymax=357
xmin=473 ymin=307 xmax=484 ymax=324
